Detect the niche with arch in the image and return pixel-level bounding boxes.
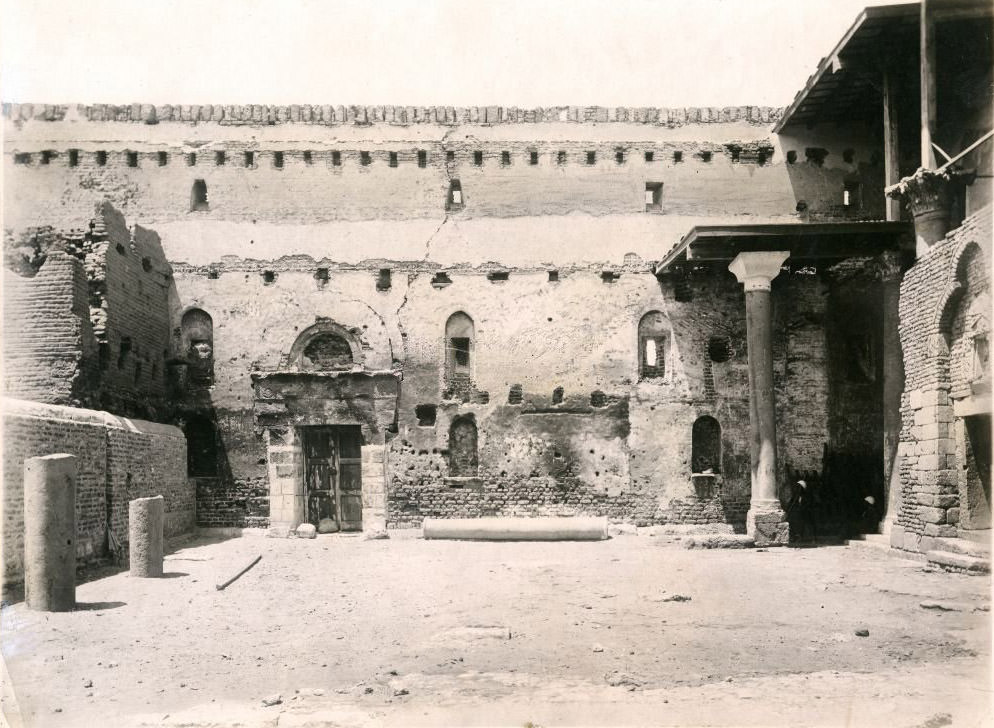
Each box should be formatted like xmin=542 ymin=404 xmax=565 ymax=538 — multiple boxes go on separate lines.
xmin=190 ymin=179 xmax=209 ymax=211
xmin=448 ymin=416 xmax=479 ymax=478
xmin=444 ymin=312 xmax=475 ymax=387
xmin=638 ymin=311 xmax=668 ymax=379
xmin=290 ymin=322 xmax=360 ymax=371
xmin=181 ymin=308 xmax=214 ymax=385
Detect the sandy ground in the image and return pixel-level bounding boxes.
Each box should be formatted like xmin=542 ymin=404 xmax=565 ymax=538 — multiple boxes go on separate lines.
xmin=1 ymin=530 xmax=991 ymax=728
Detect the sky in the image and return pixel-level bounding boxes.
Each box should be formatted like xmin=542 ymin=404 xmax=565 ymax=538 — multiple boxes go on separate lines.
xmin=0 ymin=0 xmax=905 ymax=108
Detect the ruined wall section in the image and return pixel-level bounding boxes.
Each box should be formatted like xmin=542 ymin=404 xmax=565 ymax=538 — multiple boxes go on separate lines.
xmin=893 ymin=206 xmax=992 ymax=553
xmin=2 ymin=251 xmax=97 ymax=406
xmin=1 ymin=398 xmax=191 ymax=588
xmin=88 ymin=203 xmax=174 ymax=419
xmin=172 ymin=262 xmax=836 ymax=528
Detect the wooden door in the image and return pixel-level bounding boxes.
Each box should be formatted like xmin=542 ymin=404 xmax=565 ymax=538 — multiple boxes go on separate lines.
xmin=303 ymin=428 xmax=337 ymax=529
xmin=337 ymin=427 xmax=363 ymax=531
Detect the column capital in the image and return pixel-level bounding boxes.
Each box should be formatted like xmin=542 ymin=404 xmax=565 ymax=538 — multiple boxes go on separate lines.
xmin=728 ymin=251 xmax=790 ymax=291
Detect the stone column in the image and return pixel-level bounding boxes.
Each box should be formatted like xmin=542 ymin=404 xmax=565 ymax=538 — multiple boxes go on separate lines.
xmin=24 ymin=454 xmax=77 ymax=611
xmin=129 ymin=495 xmax=164 ymax=577
xmin=877 ymin=252 xmax=905 ymax=535
xmin=728 ymin=251 xmax=790 ymax=546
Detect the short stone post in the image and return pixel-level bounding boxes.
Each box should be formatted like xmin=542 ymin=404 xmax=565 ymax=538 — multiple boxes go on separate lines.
xmin=129 ymin=495 xmax=164 ymax=578
xmin=24 ymin=454 xmax=77 ymax=611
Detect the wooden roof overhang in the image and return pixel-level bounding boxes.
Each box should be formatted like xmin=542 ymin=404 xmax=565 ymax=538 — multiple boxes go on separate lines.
xmin=654 ymin=221 xmax=914 ymax=273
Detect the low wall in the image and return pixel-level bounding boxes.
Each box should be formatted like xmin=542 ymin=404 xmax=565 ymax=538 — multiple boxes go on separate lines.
xmin=1 ymin=398 xmax=192 ymax=588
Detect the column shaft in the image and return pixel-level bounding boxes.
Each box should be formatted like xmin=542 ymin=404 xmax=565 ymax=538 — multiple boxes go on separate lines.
xmin=24 ymin=454 xmax=77 ymax=611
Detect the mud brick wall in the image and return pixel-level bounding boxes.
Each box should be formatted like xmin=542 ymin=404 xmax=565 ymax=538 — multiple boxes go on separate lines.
xmin=3 ymin=104 xmax=886 ymax=234
xmin=85 ymin=203 xmax=174 ymax=420
xmin=892 ymin=207 xmax=992 ymax=553
xmin=2 ymin=252 xmax=96 ymax=406
xmin=1 ymin=398 xmax=192 ymax=589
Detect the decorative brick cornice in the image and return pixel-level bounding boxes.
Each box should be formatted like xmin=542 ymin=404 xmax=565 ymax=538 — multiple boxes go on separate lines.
xmin=2 ymin=103 xmax=783 ymax=127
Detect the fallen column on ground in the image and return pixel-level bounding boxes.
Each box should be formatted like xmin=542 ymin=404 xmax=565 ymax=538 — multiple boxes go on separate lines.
xmin=129 ymin=495 xmax=164 ymax=577
xmin=24 ymin=454 xmax=77 ymax=611
xmin=422 ymin=516 xmax=608 ymax=541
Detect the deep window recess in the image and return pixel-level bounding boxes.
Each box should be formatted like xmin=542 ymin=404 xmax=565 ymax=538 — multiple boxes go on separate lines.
xmin=639 ymin=311 xmax=668 ymax=379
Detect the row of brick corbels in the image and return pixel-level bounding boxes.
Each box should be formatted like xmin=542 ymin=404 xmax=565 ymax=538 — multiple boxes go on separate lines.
xmin=3 ymin=102 xmax=783 ymax=127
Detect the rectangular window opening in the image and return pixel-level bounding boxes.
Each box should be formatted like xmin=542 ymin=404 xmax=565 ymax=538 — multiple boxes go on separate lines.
xmin=644 ymin=151 xmax=654 ymax=162
xmin=68 ymin=149 xmax=80 ymax=167
xmin=529 ymin=151 xmax=539 ymax=165
xmin=331 ymin=151 xmax=341 ymax=166
xmin=186 ymin=152 xmax=196 ymax=166
xmin=451 ymin=337 xmax=471 ymax=368
xmin=673 ymin=150 xmax=683 ymax=163
xmin=128 ymin=150 xmax=141 ymax=167
xmin=557 ymin=151 xmax=566 ymax=165
xmin=360 ymin=151 xmax=371 ymax=166
xmin=215 ymin=150 xmax=225 ymax=166
xmin=473 ymin=150 xmax=483 ymax=166
xmin=446 ymin=150 xmax=455 ymax=163
xmin=645 ymin=182 xmax=663 ymax=212
xmin=376 ymin=268 xmax=392 ymax=291
xmin=615 ymin=149 xmax=625 ymax=164
xmin=274 ymin=151 xmax=284 ymax=168
xmin=418 ymin=150 xmax=427 ymax=168
xmin=586 ymin=151 xmax=596 ymax=165
xmin=41 ymin=150 xmax=55 ymax=165
xmin=501 ymin=151 xmax=511 ymax=166
xmin=96 ymin=151 xmax=108 ymax=166
xmin=244 ymin=151 xmax=255 ymax=167
xmin=303 ymin=150 xmax=313 ymax=164
xmin=158 ymin=151 xmax=168 ymax=166
xmin=389 ymin=151 xmax=398 ymax=168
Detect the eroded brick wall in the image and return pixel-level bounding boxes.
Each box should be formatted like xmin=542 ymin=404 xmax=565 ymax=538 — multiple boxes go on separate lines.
xmin=2 ymin=252 xmax=96 ymax=406
xmin=893 ymin=207 xmax=992 ymax=553
xmin=1 ymin=398 xmax=192 ymax=588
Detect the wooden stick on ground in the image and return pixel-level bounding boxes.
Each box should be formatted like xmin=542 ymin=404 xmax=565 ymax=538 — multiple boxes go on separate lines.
xmin=215 ymin=555 xmax=262 ymax=591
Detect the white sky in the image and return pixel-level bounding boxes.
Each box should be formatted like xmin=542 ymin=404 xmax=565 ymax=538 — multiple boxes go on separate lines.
xmin=0 ymin=0 xmax=904 ymax=107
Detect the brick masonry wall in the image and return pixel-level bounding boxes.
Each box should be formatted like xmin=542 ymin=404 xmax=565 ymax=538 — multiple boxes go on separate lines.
xmin=1 ymin=398 xmax=192 ymax=588
xmin=2 ymin=252 xmax=96 ymax=406
xmin=4 ymin=106 xmax=885 ymax=235
xmin=168 ymin=261 xmax=842 ymax=529
xmin=892 ymin=206 xmax=992 ymax=553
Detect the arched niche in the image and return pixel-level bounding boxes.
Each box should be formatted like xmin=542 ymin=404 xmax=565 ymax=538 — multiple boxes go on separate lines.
xmin=448 ymin=416 xmax=479 ymax=477
xmin=181 ymin=308 xmax=214 ymax=385
xmin=289 ymin=321 xmax=362 ymax=371
xmin=638 ymin=310 xmax=668 ymax=379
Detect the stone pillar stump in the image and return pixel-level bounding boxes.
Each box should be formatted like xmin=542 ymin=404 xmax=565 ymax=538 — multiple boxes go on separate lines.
xmin=129 ymin=495 xmax=165 ymax=577
xmin=24 ymin=454 xmax=77 ymax=612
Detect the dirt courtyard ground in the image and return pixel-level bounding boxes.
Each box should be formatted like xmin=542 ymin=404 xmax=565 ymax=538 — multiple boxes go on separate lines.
xmin=1 ymin=530 xmax=991 ymax=727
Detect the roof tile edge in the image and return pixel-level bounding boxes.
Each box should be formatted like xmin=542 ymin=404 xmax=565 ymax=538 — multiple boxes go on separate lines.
xmin=2 ymin=103 xmax=783 ymax=126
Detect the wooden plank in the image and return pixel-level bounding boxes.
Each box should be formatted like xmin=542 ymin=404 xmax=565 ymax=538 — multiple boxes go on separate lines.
xmin=883 ymin=65 xmax=902 ymax=221
xmin=921 ymin=0 xmax=937 ymax=168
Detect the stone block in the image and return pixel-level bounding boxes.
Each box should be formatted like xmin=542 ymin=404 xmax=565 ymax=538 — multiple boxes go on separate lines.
xmin=918 ymin=506 xmax=946 ymax=524
xmin=935 ymin=494 xmax=959 ymax=508
xmin=295 ymin=523 xmax=317 ymax=539
xmin=24 ymin=454 xmax=77 ymax=612
xmin=920 ymin=535 xmax=936 ymax=554
xmin=746 ymin=510 xmax=789 ymax=547
xmin=267 ymin=525 xmax=291 ymax=538
xmin=889 ymin=524 xmax=905 ymax=548
xmin=946 ymin=507 xmax=960 ymax=524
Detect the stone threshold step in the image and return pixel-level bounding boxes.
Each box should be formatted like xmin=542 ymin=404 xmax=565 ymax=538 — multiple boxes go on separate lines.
xmin=925 ymin=549 xmax=990 ymax=573
xmin=933 ymin=536 xmax=990 ymax=558
xmin=846 ymin=537 xmax=927 ymax=562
